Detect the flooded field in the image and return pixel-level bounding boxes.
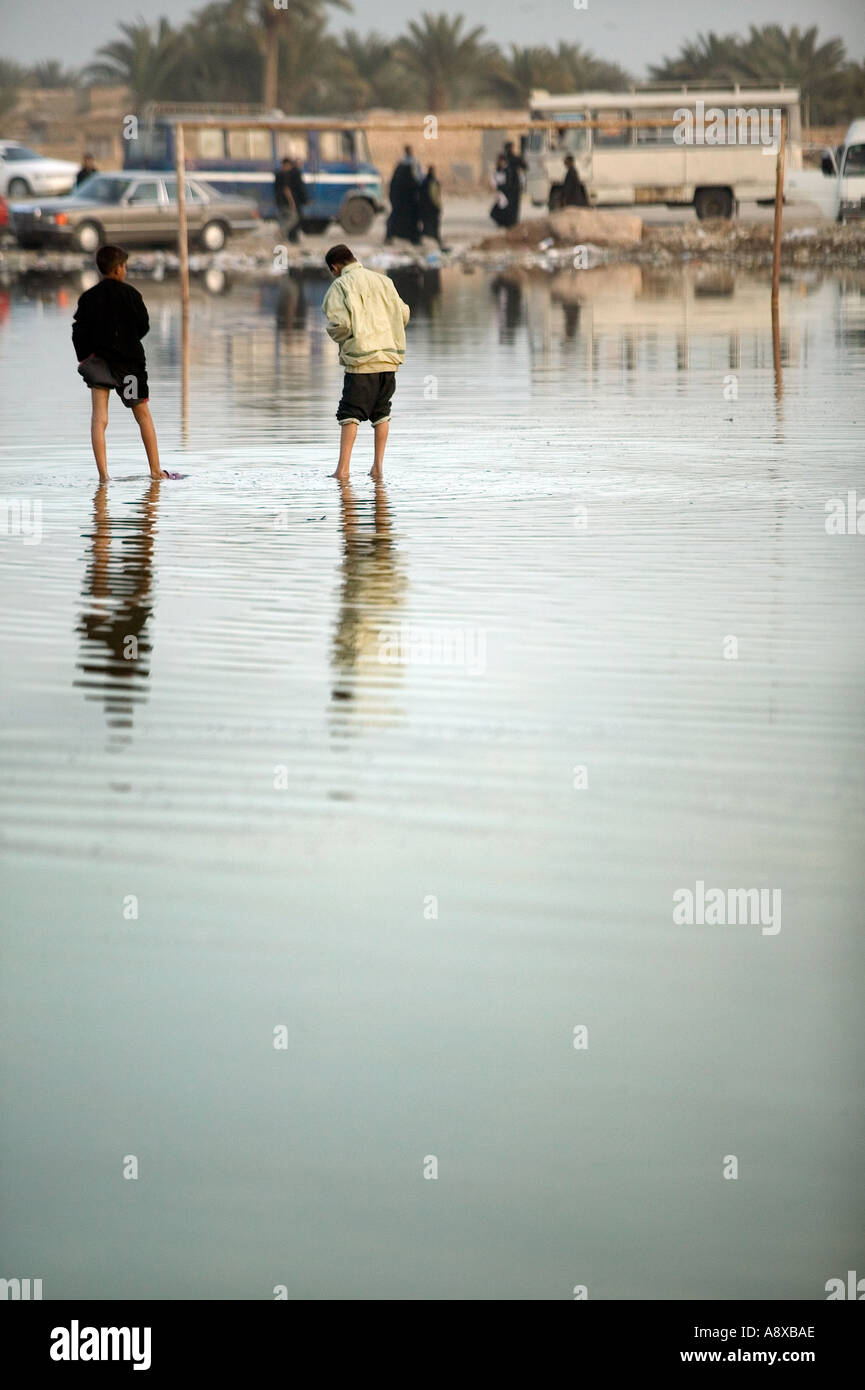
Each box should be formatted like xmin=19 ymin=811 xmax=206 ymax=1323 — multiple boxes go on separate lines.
xmin=0 ymin=262 xmax=863 ymax=1300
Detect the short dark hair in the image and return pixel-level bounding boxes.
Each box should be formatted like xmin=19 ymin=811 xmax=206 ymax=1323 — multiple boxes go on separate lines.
xmin=325 ymin=243 xmax=355 ymax=272
xmin=281 ymin=157 xmax=292 ymax=166
xmin=96 ymin=244 xmax=128 ymax=275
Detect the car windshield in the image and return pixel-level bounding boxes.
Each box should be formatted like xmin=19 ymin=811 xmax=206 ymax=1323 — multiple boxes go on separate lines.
xmin=75 ymin=175 xmax=131 ymax=203
xmin=4 ymin=146 xmax=41 ymax=161
xmin=843 ymin=144 xmax=865 ymax=176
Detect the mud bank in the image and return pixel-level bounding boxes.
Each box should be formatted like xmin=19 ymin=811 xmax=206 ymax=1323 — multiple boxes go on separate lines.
xmin=2 ymin=207 xmax=863 ymax=281
xmin=476 ymin=207 xmax=865 ymax=269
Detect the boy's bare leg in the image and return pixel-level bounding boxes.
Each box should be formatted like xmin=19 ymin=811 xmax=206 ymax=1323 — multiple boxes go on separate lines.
xmin=331 ymin=420 xmax=357 ymax=479
xmin=90 ymin=388 xmax=110 ymax=482
xmin=131 ymin=400 xmax=166 ymax=478
xmin=369 ymin=418 xmax=389 ymax=479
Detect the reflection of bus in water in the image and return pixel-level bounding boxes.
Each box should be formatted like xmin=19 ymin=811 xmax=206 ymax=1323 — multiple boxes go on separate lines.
xmin=525 ymin=86 xmax=803 ymax=219
xmin=124 ymin=106 xmax=384 ymax=233
xmin=512 ymin=264 xmax=818 ymax=369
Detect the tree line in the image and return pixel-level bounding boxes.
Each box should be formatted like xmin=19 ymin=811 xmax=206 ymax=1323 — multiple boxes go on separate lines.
xmin=1 ymin=6 xmax=862 ymax=125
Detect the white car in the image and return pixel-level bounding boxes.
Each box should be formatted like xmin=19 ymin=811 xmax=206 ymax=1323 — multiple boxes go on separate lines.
xmin=0 ymin=141 xmax=78 ymax=199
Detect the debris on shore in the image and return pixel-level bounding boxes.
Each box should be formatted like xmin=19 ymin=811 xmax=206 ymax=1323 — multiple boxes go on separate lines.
xmin=1 ymin=207 xmax=863 ymax=280
xmin=476 ymin=207 xmax=865 ymax=269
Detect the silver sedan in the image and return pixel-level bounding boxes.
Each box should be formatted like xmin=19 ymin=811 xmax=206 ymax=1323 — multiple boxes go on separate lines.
xmin=11 ymin=171 xmax=260 ymax=252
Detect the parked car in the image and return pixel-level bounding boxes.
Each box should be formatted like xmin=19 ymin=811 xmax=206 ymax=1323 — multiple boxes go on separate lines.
xmin=10 ymin=171 xmax=260 ymax=251
xmin=0 ymin=140 xmax=78 ymax=199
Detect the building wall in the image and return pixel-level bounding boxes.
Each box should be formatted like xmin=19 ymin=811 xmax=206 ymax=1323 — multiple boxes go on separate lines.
xmin=365 ymin=110 xmax=528 ymax=192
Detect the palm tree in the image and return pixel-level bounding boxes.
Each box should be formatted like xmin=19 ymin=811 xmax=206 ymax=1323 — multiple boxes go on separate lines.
xmin=395 ymin=13 xmax=492 ymax=111
xmin=273 ymin=14 xmax=342 ymax=113
xmin=220 ymin=0 xmax=349 ymax=110
xmin=83 ymin=19 xmax=189 ymax=105
xmin=184 ymin=1 xmax=266 ymax=102
xmin=338 ymin=30 xmax=415 ymax=109
xmin=485 ymin=46 xmax=564 ymax=107
xmin=650 ymin=32 xmax=745 ymax=85
xmin=735 ymin=25 xmax=848 ymax=126
xmin=27 ymin=60 xmax=80 ymax=89
xmin=550 ymin=42 xmax=631 ymax=92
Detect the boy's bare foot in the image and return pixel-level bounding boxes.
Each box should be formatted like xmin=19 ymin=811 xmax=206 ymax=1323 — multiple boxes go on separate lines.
xmin=369 ymin=466 xmax=383 ymax=479
xmin=150 ymin=470 xmax=168 ymax=479
xmin=331 ymin=469 xmax=349 ymax=480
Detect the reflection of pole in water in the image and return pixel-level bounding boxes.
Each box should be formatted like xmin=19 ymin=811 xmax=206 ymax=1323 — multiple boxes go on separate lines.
xmin=181 ymin=301 xmax=190 ymax=444
xmin=75 ymin=481 xmax=160 ymax=751
xmin=771 ymin=291 xmax=784 ymax=446
xmin=330 ymin=480 xmax=406 ymax=733
xmin=176 ymin=122 xmax=191 ymax=446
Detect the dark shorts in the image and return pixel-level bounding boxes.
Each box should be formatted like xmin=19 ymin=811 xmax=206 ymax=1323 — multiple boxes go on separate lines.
xmin=85 ymin=363 xmax=149 ymax=408
xmin=336 ymin=371 xmax=395 ymax=426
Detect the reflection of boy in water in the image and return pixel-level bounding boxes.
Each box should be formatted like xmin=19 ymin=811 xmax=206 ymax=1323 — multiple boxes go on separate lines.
xmin=331 ymin=480 xmax=406 ymax=714
xmin=76 ymin=481 xmax=159 ymax=746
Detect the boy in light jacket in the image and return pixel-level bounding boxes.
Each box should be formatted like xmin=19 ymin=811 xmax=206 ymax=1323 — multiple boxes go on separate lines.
xmin=322 ymin=244 xmax=410 ymax=480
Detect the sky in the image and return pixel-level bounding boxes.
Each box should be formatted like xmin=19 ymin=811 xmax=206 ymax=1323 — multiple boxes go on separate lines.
xmin=1 ymin=0 xmax=863 ymax=77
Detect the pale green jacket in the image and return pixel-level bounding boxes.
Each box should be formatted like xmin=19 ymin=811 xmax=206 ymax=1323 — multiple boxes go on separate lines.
xmin=322 ymin=261 xmax=410 ymax=373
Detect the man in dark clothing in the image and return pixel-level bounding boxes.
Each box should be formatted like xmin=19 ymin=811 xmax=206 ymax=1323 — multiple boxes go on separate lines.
xmin=385 ymin=146 xmax=420 ymax=244
xmin=286 ymin=158 xmax=309 ymax=241
xmin=75 ymin=153 xmax=98 ymax=188
xmin=273 ymin=158 xmax=298 ymax=243
xmin=502 ymin=140 xmax=527 ymax=228
xmin=72 ymin=244 xmax=165 ymax=482
xmin=562 ymin=154 xmax=589 ymax=207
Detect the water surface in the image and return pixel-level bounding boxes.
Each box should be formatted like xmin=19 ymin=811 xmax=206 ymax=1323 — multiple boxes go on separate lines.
xmin=1 ymin=263 xmax=863 ymax=1299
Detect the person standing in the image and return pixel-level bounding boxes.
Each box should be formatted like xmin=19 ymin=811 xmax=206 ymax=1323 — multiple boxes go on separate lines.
xmin=561 ymin=154 xmax=589 ymax=207
xmin=75 ymin=153 xmax=98 ymax=188
xmin=72 ymin=244 xmax=166 ymax=483
xmin=502 ymin=140 xmax=527 ymax=228
xmin=419 ymin=166 xmax=447 ymax=249
xmin=385 ymin=146 xmax=421 ymax=245
xmin=322 ymin=244 xmax=410 ymax=481
xmin=273 ymin=157 xmax=298 ymax=243
xmin=489 ymin=154 xmax=509 ymax=227
xmin=286 ymin=157 xmax=309 ymax=242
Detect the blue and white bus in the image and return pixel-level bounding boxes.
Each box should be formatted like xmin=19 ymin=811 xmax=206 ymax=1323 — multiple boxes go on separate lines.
xmin=124 ymin=106 xmax=385 ymax=233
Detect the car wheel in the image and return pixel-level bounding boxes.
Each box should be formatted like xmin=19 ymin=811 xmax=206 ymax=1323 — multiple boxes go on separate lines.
xmin=8 ymin=178 xmax=31 ymax=199
xmin=199 ymin=220 xmax=227 ymax=251
xmin=339 ymin=198 xmax=375 ymax=234
xmin=300 ymin=218 xmax=329 ymax=235
xmin=74 ymin=220 xmax=103 ymax=253
xmin=694 ymin=187 xmax=734 ymax=220
xmin=17 ymin=237 xmax=45 ymax=250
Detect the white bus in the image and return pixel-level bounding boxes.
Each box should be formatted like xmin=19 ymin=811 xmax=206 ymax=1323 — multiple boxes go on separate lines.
xmin=525 ymin=85 xmax=803 ymax=219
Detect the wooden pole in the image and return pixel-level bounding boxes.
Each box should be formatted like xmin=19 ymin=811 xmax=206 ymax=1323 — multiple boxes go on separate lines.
xmin=175 ymin=123 xmax=190 ymax=439
xmin=771 ymin=111 xmax=785 ymax=309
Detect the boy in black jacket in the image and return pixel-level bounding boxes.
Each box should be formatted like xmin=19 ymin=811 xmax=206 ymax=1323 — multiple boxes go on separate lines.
xmin=72 ymin=245 xmax=166 ymax=482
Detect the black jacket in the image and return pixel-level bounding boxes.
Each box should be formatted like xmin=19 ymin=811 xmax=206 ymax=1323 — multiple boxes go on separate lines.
xmin=72 ymin=278 xmax=149 ymax=369
xmin=287 ymin=166 xmax=308 ymax=207
xmin=274 ymin=169 xmax=295 ymax=208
